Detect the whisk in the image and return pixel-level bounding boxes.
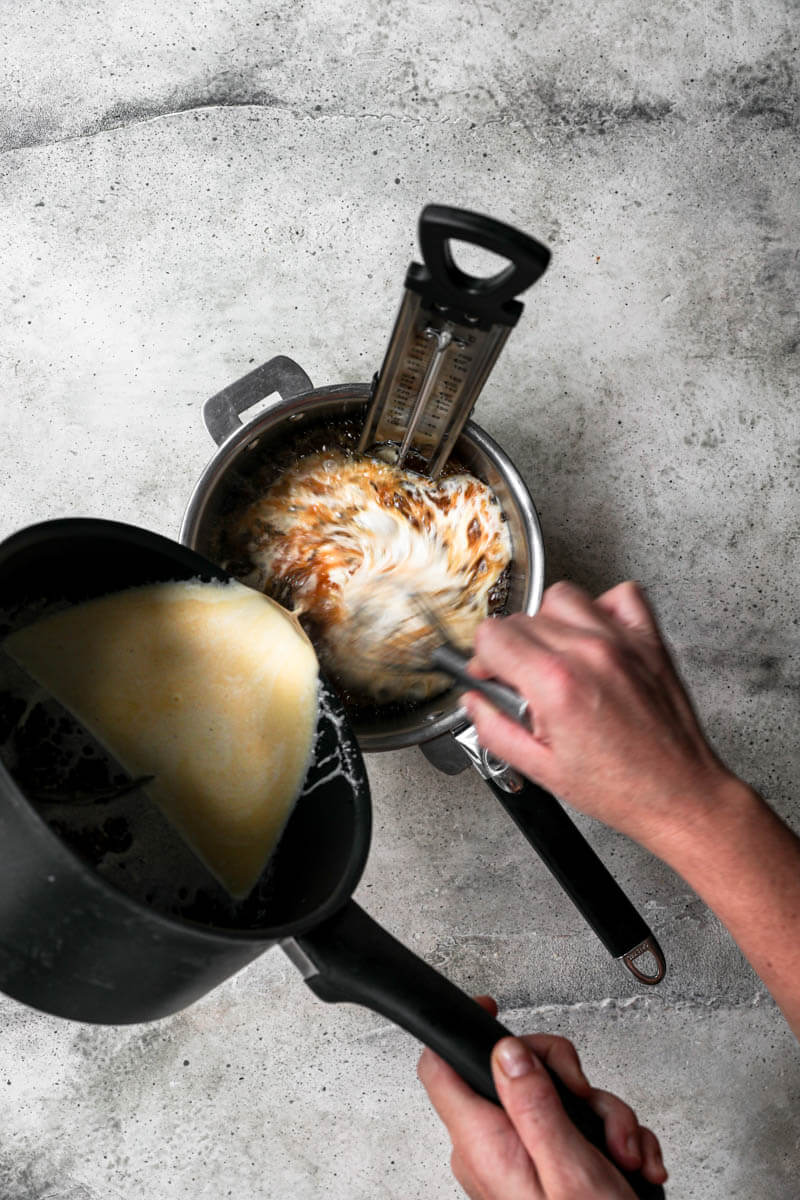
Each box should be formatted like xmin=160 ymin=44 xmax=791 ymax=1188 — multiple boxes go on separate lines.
xmin=353 ymin=592 xmax=530 ymax=727
xmin=412 ymin=596 xmax=530 ymax=728
xmin=272 ymin=573 xmax=530 ymax=723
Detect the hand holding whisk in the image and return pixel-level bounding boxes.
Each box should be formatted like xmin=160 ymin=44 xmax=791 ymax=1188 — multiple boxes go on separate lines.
xmin=408 ymin=595 xmax=531 ymax=729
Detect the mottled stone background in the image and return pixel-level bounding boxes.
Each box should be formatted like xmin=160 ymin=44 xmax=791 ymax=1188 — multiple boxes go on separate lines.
xmin=1 ymin=2 xmax=798 ymax=1197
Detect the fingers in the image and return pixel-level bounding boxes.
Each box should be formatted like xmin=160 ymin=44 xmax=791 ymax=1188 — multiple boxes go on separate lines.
xmin=585 ymin=1088 xmax=645 ymax=1174
xmin=472 ymin=616 xmax=551 ymax=698
xmin=594 ymin=581 xmax=659 ymax=637
xmin=539 ymin=580 xmax=610 ymax=631
xmin=491 ymin=1037 xmax=591 ymax=1192
xmin=544 ymin=579 xmax=660 ymax=644
xmin=520 ymin=1034 xmax=592 ymax=1098
xmin=415 ymin=998 xmax=497 ymax=1129
xmin=449 ymin=1149 xmax=484 ymax=1200
xmin=461 ymin=690 xmax=553 ymax=788
xmin=594 ymin=583 xmax=707 ymax=736
xmin=418 ymin=1016 xmax=545 ymax=1200
xmin=420 ymin=1024 xmax=666 ymax=1198
xmin=640 ymin=1126 xmax=669 ymax=1184
xmin=519 ymin=1038 xmax=667 ymax=1184
xmin=417 ymin=1045 xmax=510 ymax=1149
xmin=493 ymin=1037 xmax=664 ymax=1194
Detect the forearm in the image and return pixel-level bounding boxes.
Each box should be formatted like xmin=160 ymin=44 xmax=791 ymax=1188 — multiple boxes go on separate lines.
xmin=646 ymin=777 xmax=800 ymax=1040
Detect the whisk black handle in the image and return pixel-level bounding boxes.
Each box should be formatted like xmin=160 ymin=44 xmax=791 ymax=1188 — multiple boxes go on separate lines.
xmin=408 ymin=206 xmax=551 ymax=327
xmin=430 ymin=645 xmax=530 ymax=728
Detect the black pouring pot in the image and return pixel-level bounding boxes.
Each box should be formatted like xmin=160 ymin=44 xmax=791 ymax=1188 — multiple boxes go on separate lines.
xmin=0 ymin=519 xmax=663 ymax=1200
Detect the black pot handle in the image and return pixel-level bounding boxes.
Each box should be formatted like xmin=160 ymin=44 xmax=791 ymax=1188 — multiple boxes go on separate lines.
xmin=408 ymin=205 xmax=551 ymax=327
xmin=286 ymin=900 xmax=665 ymax=1200
xmin=484 ymin=773 xmax=665 ymax=984
xmin=202 ymin=355 xmax=313 ymax=446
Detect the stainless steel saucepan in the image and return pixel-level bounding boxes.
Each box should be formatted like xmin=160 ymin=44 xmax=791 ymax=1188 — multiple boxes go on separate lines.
xmin=180 ymin=355 xmax=665 ymax=985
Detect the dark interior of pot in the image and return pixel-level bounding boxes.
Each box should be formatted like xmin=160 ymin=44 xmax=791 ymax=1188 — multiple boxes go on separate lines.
xmin=188 ymin=393 xmax=542 ymax=752
xmin=0 ymin=522 xmax=369 ymax=935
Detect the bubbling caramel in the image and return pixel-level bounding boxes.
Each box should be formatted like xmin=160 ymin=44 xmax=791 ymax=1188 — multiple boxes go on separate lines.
xmin=225 ymin=450 xmax=512 ymax=704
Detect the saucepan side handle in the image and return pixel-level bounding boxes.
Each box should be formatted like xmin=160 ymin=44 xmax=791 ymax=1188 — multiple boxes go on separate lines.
xmin=283 ymin=900 xmax=665 ymax=1200
xmin=202 ymin=355 xmax=313 ymax=446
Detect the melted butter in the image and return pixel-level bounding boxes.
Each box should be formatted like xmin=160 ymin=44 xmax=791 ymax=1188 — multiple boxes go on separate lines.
xmin=226 ymin=451 xmax=512 ymax=703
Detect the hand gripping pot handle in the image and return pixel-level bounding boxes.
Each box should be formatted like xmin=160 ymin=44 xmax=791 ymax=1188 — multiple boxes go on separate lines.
xmin=289 ymin=900 xmax=665 ymax=1200
xmin=203 ymin=355 xmax=313 ymax=446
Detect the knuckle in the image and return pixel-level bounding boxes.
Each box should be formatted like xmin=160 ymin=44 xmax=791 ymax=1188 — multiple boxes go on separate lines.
xmin=622 ymin=579 xmax=655 ymax=616
xmin=507 ymin=1074 xmax=558 ymax=1120
xmin=540 ymin=652 xmax=576 ymax=698
xmin=449 ymin=1149 xmax=466 ymax=1185
xmin=470 ymin=704 xmax=501 ymax=740
xmin=503 ymin=612 xmax=536 ymax=642
xmin=506 ymin=610 xmax=535 ymax=628
xmin=594 ymin=1087 xmax=637 ymax=1129
xmin=641 ymin=1125 xmax=662 ymax=1154
xmin=562 ymin=1163 xmax=600 ymax=1192
xmin=547 ymin=1034 xmax=581 ymax=1068
xmin=473 ymin=621 xmax=494 ymax=655
xmin=618 ymin=1101 xmax=638 ymax=1130
xmin=582 ymin=633 xmax=625 ymax=671
xmin=548 ymin=1034 xmax=573 ymax=1052
xmin=561 ymin=1042 xmax=584 ymax=1074
xmin=455 ymin=1126 xmax=524 ymax=1196
xmin=619 ymin=579 xmax=643 ymax=603
xmin=539 ymin=585 xmax=563 ymax=616
xmin=544 ymin=579 xmax=580 ymax=603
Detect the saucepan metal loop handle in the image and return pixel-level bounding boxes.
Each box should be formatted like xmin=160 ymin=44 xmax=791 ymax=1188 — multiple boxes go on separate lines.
xmin=285 ymin=900 xmax=664 ymax=1200
xmin=202 ymin=355 xmax=313 ymax=446
xmin=417 ymin=205 xmax=551 ymax=325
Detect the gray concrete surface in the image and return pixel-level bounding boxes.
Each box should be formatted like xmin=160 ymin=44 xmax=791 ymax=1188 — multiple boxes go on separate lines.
xmin=1 ymin=1 xmax=799 ymax=1197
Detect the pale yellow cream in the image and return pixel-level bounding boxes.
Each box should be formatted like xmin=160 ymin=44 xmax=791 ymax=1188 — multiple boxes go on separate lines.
xmin=5 ymin=579 xmax=319 ymax=898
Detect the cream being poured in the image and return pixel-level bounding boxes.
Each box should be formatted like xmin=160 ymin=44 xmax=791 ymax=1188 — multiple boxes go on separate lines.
xmin=225 ymin=449 xmax=512 ymax=703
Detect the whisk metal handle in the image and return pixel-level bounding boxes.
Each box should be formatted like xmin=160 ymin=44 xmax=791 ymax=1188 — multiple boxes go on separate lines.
xmin=429 ymin=645 xmax=530 ymax=729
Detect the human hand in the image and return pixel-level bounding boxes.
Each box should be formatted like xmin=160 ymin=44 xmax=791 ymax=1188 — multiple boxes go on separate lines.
xmin=417 ymin=996 xmax=667 ymax=1199
xmin=464 ymin=579 xmax=737 ymax=854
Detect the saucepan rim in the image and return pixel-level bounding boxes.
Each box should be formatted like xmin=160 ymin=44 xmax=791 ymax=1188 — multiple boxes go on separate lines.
xmin=180 ymin=382 xmax=545 ymax=751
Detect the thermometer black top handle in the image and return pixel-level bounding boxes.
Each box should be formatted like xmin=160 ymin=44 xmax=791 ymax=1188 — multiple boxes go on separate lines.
xmin=407 ymin=204 xmax=551 ymax=328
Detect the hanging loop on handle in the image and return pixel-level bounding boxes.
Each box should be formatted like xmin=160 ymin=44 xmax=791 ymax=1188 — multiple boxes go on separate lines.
xmin=412 ymin=205 xmax=551 ymax=326
xmin=622 ymin=936 xmax=667 ymax=984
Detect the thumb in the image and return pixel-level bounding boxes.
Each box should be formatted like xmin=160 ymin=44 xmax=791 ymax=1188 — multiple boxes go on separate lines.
xmin=491 ymin=1037 xmax=600 ymax=1193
